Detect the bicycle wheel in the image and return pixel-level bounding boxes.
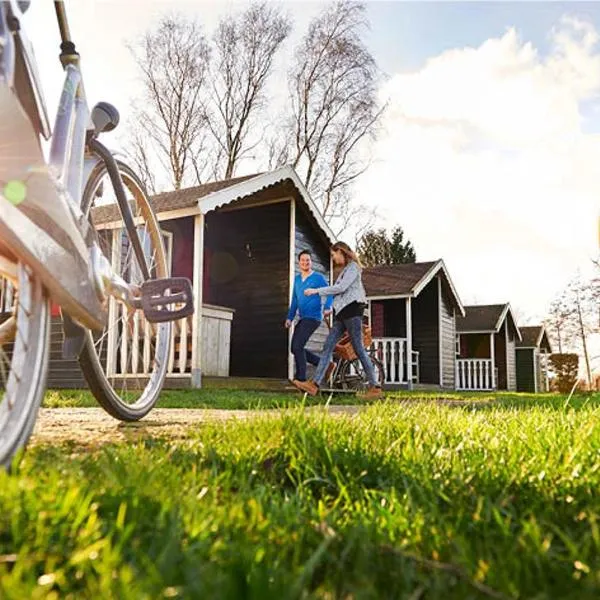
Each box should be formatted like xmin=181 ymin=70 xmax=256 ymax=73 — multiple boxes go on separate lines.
xmin=339 ymin=352 xmax=385 ymax=391
xmin=78 ymin=160 xmax=171 ymax=421
xmin=0 ymin=261 xmax=50 ymax=468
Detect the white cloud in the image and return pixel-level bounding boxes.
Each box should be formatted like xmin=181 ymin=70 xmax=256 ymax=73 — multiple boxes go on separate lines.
xmin=357 ymin=16 xmax=600 ymax=323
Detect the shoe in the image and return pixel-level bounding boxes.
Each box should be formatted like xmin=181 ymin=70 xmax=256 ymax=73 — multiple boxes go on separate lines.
xmin=324 ymin=362 xmax=336 ymax=384
xmin=292 ymin=379 xmax=319 ymax=396
xmin=359 ymin=386 xmax=384 ymax=400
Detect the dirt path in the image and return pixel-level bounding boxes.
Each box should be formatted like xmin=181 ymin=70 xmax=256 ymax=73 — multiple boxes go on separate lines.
xmin=31 ymin=406 xmax=364 ymax=447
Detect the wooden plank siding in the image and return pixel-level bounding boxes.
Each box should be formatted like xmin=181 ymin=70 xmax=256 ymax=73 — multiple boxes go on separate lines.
xmin=412 ymin=279 xmax=439 ymax=385
xmin=516 ymin=348 xmax=535 ymax=392
xmin=506 ymin=325 xmax=517 ymax=391
xmin=439 ymin=280 xmax=456 ymax=388
xmin=494 ymin=324 xmax=507 ymax=390
xmin=294 ymin=204 xmax=331 ymax=374
xmin=203 ymin=201 xmax=290 ymax=378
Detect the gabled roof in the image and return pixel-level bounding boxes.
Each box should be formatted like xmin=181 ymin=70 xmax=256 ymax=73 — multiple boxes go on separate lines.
xmin=363 ymin=260 xmax=465 ymax=315
xmin=517 ymin=325 xmax=552 ymax=352
xmin=92 ymin=166 xmax=336 ymax=244
xmin=456 ymin=303 xmax=522 ymax=341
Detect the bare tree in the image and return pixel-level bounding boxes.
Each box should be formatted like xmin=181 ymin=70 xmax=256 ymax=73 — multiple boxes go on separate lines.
xmin=285 ymin=1 xmax=384 ymax=226
xmin=208 ymin=3 xmax=291 ymax=179
xmin=129 ymin=14 xmax=211 ymax=190
xmin=128 ymin=127 xmax=157 ymax=195
xmin=546 ymin=275 xmax=599 ymax=389
xmin=567 ymin=276 xmax=596 ymax=389
xmin=544 ymin=294 xmax=575 ymax=354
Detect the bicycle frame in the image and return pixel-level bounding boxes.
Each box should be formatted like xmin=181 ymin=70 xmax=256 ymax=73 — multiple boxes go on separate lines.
xmin=0 ymin=1 xmax=141 ymax=331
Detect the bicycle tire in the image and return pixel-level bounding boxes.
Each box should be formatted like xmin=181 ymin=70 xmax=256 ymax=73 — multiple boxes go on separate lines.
xmin=339 ymin=352 xmax=385 ymax=391
xmin=0 ymin=263 xmax=50 ymax=469
xmin=78 ymin=160 xmax=171 ymax=421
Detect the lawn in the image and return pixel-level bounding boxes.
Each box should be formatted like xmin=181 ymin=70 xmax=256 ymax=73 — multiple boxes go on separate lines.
xmin=41 ymin=386 xmax=576 ymax=410
xmin=1 ymin=393 xmax=599 ymax=598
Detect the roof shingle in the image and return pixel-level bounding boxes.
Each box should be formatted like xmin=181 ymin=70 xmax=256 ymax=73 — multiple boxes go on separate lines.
xmin=517 ymin=325 xmax=551 ymax=351
xmin=362 ymin=262 xmax=437 ymax=296
xmin=92 ymin=173 xmax=261 ymax=224
xmin=456 ymin=304 xmax=507 ymax=332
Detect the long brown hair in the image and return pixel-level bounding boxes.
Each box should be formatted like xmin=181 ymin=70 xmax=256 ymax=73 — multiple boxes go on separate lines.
xmin=331 ymin=241 xmax=362 ymax=268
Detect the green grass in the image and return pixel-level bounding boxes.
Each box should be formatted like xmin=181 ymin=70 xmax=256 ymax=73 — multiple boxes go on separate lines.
xmin=42 ymin=387 xmax=593 ymax=410
xmin=1 ymin=396 xmax=600 ymax=598
xmin=41 ymin=388 xmax=378 ymax=410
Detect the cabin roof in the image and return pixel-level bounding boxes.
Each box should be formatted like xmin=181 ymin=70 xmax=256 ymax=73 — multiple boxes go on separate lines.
xmin=517 ymin=325 xmax=552 ymax=351
xmin=363 ymin=260 xmax=465 ymax=315
xmin=456 ymin=303 xmax=522 ymax=340
xmin=91 ymin=166 xmax=335 ymax=243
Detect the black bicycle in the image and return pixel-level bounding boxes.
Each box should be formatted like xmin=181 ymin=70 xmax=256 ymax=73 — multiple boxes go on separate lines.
xmin=323 ymin=324 xmax=385 ymax=391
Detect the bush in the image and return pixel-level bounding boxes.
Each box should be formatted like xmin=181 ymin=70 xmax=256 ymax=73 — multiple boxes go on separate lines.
xmin=549 ymin=353 xmax=579 ymax=393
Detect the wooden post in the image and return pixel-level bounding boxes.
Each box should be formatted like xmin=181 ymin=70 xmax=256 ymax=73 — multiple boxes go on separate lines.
xmin=406 ymin=297 xmax=413 ymax=390
xmin=288 ymin=199 xmax=296 ymax=381
xmin=438 ymin=276 xmax=443 ymax=387
xmin=490 ymin=332 xmax=496 ymax=389
xmin=533 ymin=348 xmax=538 ymax=393
xmin=191 ymin=214 xmax=204 ymax=388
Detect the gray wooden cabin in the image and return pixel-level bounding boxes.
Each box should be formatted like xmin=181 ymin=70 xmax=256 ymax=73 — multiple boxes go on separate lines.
xmin=44 ymin=167 xmax=335 ymax=388
xmin=456 ymin=304 xmax=521 ymax=391
xmin=362 ymin=260 xmax=465 ymax=390
xmin=516 ymin=325 xmax=552 ymax=393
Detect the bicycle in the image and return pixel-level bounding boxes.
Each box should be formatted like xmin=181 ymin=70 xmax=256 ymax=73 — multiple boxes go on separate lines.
xmin=323 ymin=323 xmax=385 ymax=392
xmin=0 ymin=1 xmax=194 ymax=468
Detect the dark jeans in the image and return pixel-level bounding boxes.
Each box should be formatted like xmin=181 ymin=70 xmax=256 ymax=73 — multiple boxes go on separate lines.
xmin=291 ymin=318 xmax=321 ymax=381
xmin=313 ymin=316 xmax=378 ymax=387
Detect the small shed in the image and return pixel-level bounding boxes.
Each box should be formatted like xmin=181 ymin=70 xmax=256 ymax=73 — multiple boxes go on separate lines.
xmin=456 ymin=304 xmax=521 ymax=391
xmin=362 ymin=260 xmax=465 ymax=389
xmin=46 ymin=166 xmax=335 ymax=388
xmin=516 ymin=325 xmax=552 ymax=393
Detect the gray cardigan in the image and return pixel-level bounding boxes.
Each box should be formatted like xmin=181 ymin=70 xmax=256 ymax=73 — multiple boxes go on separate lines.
xmin=317 ymin=261 xmax=367 ymax=315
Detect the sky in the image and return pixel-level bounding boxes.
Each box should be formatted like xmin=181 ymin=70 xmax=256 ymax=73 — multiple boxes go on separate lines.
xmin=19 ymin=0 xmax=600 ymax=328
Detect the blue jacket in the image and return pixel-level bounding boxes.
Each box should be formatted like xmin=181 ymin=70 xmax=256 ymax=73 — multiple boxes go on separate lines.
xmin=287 ymin=271 xmax=333 ymax=321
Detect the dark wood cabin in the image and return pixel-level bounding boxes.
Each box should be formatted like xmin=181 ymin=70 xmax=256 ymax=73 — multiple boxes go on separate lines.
xmin=516 ymin=325 xmax=552 ymax=393
xmin=44 ymin=167 xmax=335 ymax=388
xmin=455 ymin=304 xmax=521 ymax=391
xmin=362 ymin=260 xmax=465 ymax=389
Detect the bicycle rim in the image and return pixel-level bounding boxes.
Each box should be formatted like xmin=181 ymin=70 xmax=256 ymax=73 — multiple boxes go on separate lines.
xmin=78 ymin=160 xmax=171 ymax=421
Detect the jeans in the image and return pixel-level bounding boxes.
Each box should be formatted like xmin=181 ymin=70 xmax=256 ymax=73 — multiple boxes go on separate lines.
xmin=291 ymin=318 xmax=321 ymax=381
xmin=313 ymin=316 xmax=378 ymax=387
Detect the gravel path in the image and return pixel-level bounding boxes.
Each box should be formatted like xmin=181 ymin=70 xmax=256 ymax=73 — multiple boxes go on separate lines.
xmin=31 ymin=406 xmax=364 ymax=447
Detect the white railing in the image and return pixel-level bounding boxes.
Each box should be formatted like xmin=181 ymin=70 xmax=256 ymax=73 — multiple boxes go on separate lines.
xmin=371 ymin=337 xmax=419 ymax=385
xmin=107 ymin=304 xmax=234 ymax=378
xmin=456 ymin=358 xmax=495 ymax=390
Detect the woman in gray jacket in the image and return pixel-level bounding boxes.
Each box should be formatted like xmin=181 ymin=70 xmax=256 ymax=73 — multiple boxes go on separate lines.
xmin=292 ymin=241 xmax=382 ymax=399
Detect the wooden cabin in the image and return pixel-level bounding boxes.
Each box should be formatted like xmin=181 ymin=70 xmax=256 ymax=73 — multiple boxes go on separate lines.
xmin=363 ymin=260 xmax=465 ymax=389
xmin=46 ymin=167 xmax=335 ymax=388
xmin=516 ymin=325 xmax=552 ymax=393
xmin=455 ymin=304 xmax=521 ymax=391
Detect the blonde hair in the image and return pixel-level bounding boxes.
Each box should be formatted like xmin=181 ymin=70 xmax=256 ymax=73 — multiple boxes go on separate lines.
xmin=331 ymin=241 xmax=362 ymax=268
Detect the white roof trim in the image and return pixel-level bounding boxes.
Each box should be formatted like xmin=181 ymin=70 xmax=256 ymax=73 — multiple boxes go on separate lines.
xmin=411 ymin=259 xmax=465 ymax=316
xmin=197 ymin=166 xmax=336 ymax=243
xmin=496 ymin=303 xmax=522 ymax=341
xmin=458 ymin=329 xmax=496 ymax=335
xmin=366 ymin=294 xmax=410 ymax=301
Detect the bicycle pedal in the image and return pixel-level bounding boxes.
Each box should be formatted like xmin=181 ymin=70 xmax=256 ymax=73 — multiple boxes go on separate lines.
xmin=140 ymin=278 xmax=194 ymax=323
